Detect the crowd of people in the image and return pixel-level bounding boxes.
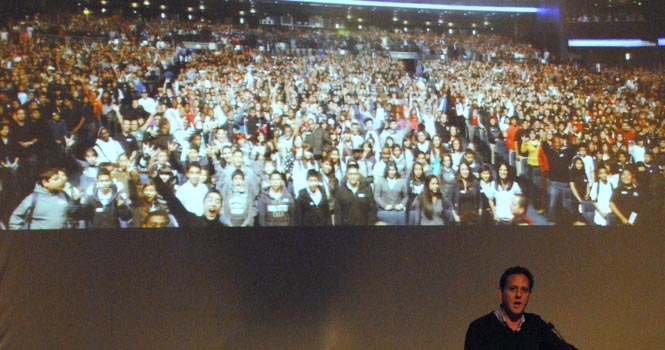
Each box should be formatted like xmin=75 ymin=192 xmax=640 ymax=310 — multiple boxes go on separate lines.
xmin=1 ymin=13 xmax=663 ymax=229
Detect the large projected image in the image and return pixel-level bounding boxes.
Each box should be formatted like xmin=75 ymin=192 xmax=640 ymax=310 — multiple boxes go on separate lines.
xmin=0 ymin=0 xmax=663 ymax=230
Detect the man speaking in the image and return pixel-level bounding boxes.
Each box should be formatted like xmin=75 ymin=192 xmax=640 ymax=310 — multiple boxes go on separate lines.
xmin=464 ymin=266 xmax=576 ymax=350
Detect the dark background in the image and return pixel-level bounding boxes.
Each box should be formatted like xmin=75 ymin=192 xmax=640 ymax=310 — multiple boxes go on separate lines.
xmin=1 ymin=226 xmax=664 ymax=349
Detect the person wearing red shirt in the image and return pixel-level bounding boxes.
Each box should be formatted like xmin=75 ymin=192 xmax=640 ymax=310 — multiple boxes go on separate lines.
xmin=505 ymin=116 xmax=522 ymax=169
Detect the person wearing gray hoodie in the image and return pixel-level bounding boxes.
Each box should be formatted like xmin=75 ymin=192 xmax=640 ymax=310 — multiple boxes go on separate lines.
xmin=9 ymin=168 xmax=82 ymax=230
xmin=256 ymin=171 xmax=294 ymax=226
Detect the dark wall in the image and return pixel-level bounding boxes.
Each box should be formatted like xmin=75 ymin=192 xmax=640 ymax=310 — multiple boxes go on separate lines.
xmin=570 ymin=47 xmax=665 ymax=71
xmin=1 ymin=226 xmax=664 ymax=350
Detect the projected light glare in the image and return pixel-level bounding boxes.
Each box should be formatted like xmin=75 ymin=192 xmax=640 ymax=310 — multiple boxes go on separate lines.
xmin=659 ymin=38 xmax=665 ymax=46
xmin=280 ymin=0 xmax=540 ymax=13
xmin=568 ymin=39 xmax=657 ymax=47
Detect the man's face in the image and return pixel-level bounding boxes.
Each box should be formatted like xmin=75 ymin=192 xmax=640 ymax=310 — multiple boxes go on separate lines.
xmin=269 ymin=174 xmax=283 ymax=191
xmin=99 ymin=128 xmax=111 ymax=142
xmin=14 ymin=109 xmax=26 ymax=121
xmin=232 ymin=174 xmax=245 ymax=189
xmin=85 ymin=151 xmax=98 ymax=165
xmin=498 ymin=273 xmax=531 ymax=319
xmin=121 ymin=120 xmax=131 ymax=133
xmin=578 ymin=147 xmax=587 ymax=157
xmin=203 ymin=192 xmax=222 ymax=215
xmin=232 ymin=151 xmax=244 ymax=168
xmin=620 ymin=170 xmax=633 ymax=185
xmin=347 ymin=168 xmax=360 ymax=186
xmin=187 ymin=166 xmax=201 ymax=186
xmin=143 ymin=214 xmax=169 ymax=228
xmin=307 ymin=176 xmax=320 ymax=192
xmin=510 ymin=196 xmax=524 ymax=216
xmin=97 ymin=175 xmax=113 ymax=190
xmin=42 ymin=173 xmax=66 ymax=192
xmin=188 ymin=149 xmax=199 ymax=161
xmin=221 ymin=148 xmax=232 ymax=161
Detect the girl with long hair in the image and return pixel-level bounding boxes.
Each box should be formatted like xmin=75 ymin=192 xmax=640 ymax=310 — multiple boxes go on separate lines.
xmin=492 ymin=162 xmax=522 ymax=224
xmin=451 ymin=162 xmax=480 ymax=225
xmin=415 ymin=175 xmax=453 ymax=225
xmin=374 ymin=160 xmax=408 ymax=225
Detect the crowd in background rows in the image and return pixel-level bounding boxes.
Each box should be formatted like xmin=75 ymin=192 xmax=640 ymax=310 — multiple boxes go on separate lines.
xmin=1 ymin=14 xmax=664 ymax=229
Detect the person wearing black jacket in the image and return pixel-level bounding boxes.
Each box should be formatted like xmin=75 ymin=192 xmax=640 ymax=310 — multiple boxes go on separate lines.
xmin=153 ymin=173 xmax=224 ymax=229
xmin=294 ymin=169 xmax=330 ymax=226
xmin=80 ymin=168 xmax=133 ymax=228
xmin=541 ymin=134 xmax=576 ymax=224
xmin=465 ymin=266 xmax=576 ymax=350
xmin=334 ymin=162 xmax=377 ymax=226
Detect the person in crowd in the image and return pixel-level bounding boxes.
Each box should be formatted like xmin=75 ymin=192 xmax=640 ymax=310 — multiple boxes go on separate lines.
xmin=291 ymin=143 xmax=320 ymax=195
xmin=485 ymin=117 xmax=503 ymax=165
xmin=374 ymin=160 xmax=408 ymax=225
xmin=429 ymin=134 xmax=446 ymax=177
xmin=294 ymin=169 xmax=330 ymax=226
xmin=491 ymin=162 xmax=522 ymax=224
xmin=541 ymin=134 xmax=576 ymax=224
xmin=256 ymin=171 xmax=295 ymax=226
xmin=509 ymin=194 xmax=534 ymax=225
xmin=609 ymin=168 xmax=644 ymax=226
xmin=304 ymin=117 xmax=331 ymax=161
xmin=334 ymin=162 xmax=377 ymax=226
xmin=439 ymin=152 xmax=457 ymax=201
xmin=451 ymin=162 xmax=480 ymax=225
xmin=132 ymin=179 xmax=171 ymax=227
xmin=215 ymin=148 xmax=259 ymax=191
xmin=406 ymin=161 xmax=427 ymax=225
xmin=93 ymin=127 xmax=126 ymax=164
xmin=319 ymin=157 xmax=339 ymax=220
xmin=174 ymin=162 xmax=208 ymax=216
xmin=141 ymin=210 xmax=171 ymax=228
xmin=520 ymin=128 xmax=542 ymax=211
xmin=414 ymin=174 xmax=453 ymax=225
xmin=569 ymin=156 xmax=591 ymax=224
xmin=221 ymin=170 xmax=256 ymax=227
xmin=9 ymin=167 xmax=82 ymax=230
xmin=80 ymin=168 xmax=133 ymax=228
xmin=478 ymin=165 xmax=497 ymax=226
xmin=113 ymin=118 xmax=140 ymax=160
xmin=450 ymin=137 xmax=466 ymax=171
xmin=464 ymin=266 xmax=577 ymax=350
xmin=589 ymin=165 xmax=615 ymax=226
xmin=153 ymin=175 xmax=224 ymax=229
